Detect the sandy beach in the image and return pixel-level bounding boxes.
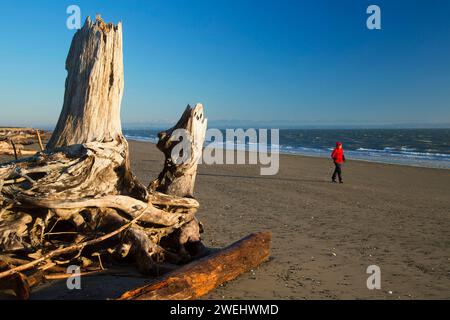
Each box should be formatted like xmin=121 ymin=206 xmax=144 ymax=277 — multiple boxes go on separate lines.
xmin=1 ymin=0 xmax=450 ymax=305
xmin=1 ymin=140 xmax=449 ymax=299
xmin=129 ymin=140 xmax=450 ymax=299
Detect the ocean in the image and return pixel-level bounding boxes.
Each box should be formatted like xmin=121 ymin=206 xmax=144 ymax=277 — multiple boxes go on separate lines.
xmin=123 ymin=128 xmax=450 ymax=169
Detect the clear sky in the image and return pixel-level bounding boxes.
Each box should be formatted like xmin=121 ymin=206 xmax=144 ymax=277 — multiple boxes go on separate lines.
xmin=1 ymin=0 xmax=449 ymax=128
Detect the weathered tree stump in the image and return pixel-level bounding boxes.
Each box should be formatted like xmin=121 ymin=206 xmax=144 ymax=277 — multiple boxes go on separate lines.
xmin=0 ymin=15 xmax=272 ymax=300
xmin=47 ymin=16 xmax=124 ymax=149
xmin=0 ymin=16 xmax=208 ymax=293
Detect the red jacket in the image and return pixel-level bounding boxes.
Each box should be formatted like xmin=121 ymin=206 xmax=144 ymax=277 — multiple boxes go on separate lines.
xmin=331 ymin=142 xmax=345 ymax=164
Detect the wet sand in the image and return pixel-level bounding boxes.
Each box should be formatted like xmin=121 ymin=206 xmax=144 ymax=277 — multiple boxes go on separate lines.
xmin=2 ymin=140 xmax=450 ymax=299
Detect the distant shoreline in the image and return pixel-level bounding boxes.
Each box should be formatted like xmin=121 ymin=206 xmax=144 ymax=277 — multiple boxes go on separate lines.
xmin=1 ymin=126 xmax=448 ymax=170
xmin=125 ymin=137 xmax=450 ymax=171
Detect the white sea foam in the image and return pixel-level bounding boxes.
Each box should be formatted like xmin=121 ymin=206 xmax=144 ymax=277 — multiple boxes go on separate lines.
xmin=123 ymin=129 xmax=450 ymax=170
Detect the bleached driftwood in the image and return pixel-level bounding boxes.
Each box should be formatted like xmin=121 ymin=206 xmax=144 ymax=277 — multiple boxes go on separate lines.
xmin=150 ymin=103 xmax=207 ymax=198
xmin=0 ymin=128 xmax=51 ymax=146
xmin=0 ymin=128 xmax=50 ymax=157
xmin=46 ymin=15 xmax=124 ymax=150
xmin=0 ymin=141 xmax=37 ymax=157
xmin=0 ymin=16 xmax=208 ymax=297
xmin=0 ymin=15 xmax=272 ymax=301
xmin=118 ymin=232 xmax=272 ymax=300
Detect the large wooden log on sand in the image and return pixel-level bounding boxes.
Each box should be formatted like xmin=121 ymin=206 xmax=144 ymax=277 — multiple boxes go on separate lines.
xmin=118 ymin=232 xmax=272 ymax=300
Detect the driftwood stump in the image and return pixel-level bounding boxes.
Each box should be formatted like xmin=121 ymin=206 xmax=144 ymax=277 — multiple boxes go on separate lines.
xmin=47 ymin=16 xmax=124 ymax=149
xmin=150 ymin=104 xmax=207 ymax=198
xmin=0 ymin=16 xmax=207 ymax=294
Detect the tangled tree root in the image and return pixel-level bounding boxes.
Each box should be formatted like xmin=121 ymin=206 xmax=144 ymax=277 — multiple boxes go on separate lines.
xmin=0 ymin=16 xmax=208 ymax=298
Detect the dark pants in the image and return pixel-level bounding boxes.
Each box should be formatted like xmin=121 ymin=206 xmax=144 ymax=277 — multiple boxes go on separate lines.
xmin=332 ymin=162 xmax=343 ymax=182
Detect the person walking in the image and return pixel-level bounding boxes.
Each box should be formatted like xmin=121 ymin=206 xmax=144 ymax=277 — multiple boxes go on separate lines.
xmin=331 ymin=142 xmax=345 ymax=183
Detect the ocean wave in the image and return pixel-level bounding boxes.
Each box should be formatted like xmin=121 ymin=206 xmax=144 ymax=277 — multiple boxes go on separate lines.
xmin=356 ymin=147 xmax=450 ymax=159
xmin=124 ymin=134 xmax=158 ymax=143
xmin=123 ymin=130 xmax=450 ymax=169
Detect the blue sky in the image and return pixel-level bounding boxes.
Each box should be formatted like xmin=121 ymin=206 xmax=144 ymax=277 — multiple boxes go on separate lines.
xmin=1 ymin=0 xmax=449 ymax=128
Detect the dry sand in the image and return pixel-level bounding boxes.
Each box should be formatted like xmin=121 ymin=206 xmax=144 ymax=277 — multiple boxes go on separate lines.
xmin=129 ymin=141 xmax=450 ymax=300
xmin=2 ymin=140 xmax=450 ymax=299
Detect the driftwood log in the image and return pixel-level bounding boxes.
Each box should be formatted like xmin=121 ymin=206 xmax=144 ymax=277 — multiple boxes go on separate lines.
xmin=0 ymin=128 xmax=50 ymax=157
xmin=0 ymin=16 xmax=208 ymax=296
xmin=0 ymin=128 xmax=51 ymax=146
xmin=0 ymin=141 xmax=37 ymax=157
xmin=118 ymin=232 xmax=272 ymax=300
